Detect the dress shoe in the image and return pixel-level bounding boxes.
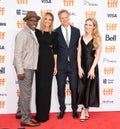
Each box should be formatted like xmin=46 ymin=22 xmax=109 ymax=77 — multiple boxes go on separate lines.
xmin=16 ymin=114 xmax=22 ymax=119
xmin=57 ymin=111 xmax=64 ymax=119
xmin=31 ymin=117 xmax=39 ymax=123
xmin=21 ymin=120 xmax=40 ymax=127
xmin=72 ymin=111 xmax=78 ymax=119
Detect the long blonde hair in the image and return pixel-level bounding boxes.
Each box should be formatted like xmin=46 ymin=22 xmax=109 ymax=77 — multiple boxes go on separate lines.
xmin=86 ymin=18 xmax=101 ymax=50
xmin=40 ymin=12 xmax=54 ymax=33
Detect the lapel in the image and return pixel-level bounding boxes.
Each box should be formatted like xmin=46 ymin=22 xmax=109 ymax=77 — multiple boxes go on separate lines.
xmin=58 ymin=26 xmax=68 ymax=48
xmin=69 ymin=26 xmax=74 ymax=48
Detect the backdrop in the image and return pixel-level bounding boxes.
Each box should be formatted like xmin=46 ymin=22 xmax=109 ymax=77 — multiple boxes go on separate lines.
xmin=0 ymin=0 xmax=120 ymax=114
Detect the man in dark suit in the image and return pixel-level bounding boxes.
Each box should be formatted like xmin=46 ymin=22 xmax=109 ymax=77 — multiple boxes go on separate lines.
xmin=55 ymin=9 xmax=80 ymax=119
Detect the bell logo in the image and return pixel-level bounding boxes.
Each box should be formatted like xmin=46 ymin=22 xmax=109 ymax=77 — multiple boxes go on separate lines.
xmin=85 ymin=11 xmax=96 ymax=19
xmin=105 ymin=34 xmax=116 ymax=41
xmin=17 ymin=0 xmax=28 ymax=4
xmin=106 ymin=23 xmax=117 ymax=31
xmin=0 ymin=7 xmax=5 ymax=15
xmin=104 ymin=67 xmax=114 ymax=75
xmin=103 ymin=88 xmax=113 ymax=95
xmin=63 ymin=0 xmax=74 ymax=6
xmin=0 ymin=32 xmax=5 ymax=39
xmin=0 ymin=101 xmax=5 ymax=108
xmin=107 ymin=0 xmax=118 ymax=8
xmin=40 ymin=10 xmax=52 ymax=17
xmin=17 ymin=20 xmax=26 ymax=28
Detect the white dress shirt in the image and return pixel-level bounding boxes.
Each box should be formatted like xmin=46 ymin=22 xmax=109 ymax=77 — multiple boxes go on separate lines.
xmin=30 ymin=29 xmax=38 ymax=43
xmin=61 ymin=25 xmax=71 ymax=45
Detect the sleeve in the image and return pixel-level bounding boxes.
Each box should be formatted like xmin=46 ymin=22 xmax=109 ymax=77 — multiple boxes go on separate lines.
xmin=52 ymin=32 xmax=58 ymax=54
xmin=14 ymin=31 xmax=27 ymax=74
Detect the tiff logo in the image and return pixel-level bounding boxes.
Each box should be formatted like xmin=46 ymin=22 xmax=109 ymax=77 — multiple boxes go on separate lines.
xmin=40 ymin=10 xmax=52 ymax=17
xmin=0 ymin=78 xmax=5 ymax=86
xmin=65 ymin=88 xmax=71 ymax=96
xmin=41 ymin=0 xmax=52 ymax=3
xmin=0 ymin=7 xmax=5 ymax=15
xmin=105 ymin=45 xmax=116 ymax=53
xmin=104 ymin=67 xmax=114 ymax=75
xmin=107 ymin=0 xmax=118 ymax=8
xmin=63 ymin=0 xmax=74 ymax=6
xmin=0 ymin=32 xmax=5 ymax=39
xmin=85 ymin=11 xmax=96 ymax=18
xmin=0 ymin=101 xmax=5 ymax=108
xmin=17 ymin=0 xmax=28 ymax=4
xmin=17 ymin=20 xmax=26 ymax=28
xmin=0 ymin=55 xmax=5 ymax=63
xmin=103 ymin=88 xmax=113 ymax=95
xmin=106 ymin=23 xmax=117 ymax=31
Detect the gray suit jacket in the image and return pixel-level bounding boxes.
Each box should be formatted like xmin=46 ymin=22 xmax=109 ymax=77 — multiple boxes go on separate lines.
xmin=13 ymin=26 xmax=39 ymax=74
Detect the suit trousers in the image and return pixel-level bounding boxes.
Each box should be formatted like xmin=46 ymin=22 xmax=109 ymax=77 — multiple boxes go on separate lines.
xmin=56 ymin=62 xmax=78 ymax=112
xmin=17 ymin=69 xmax=34 ymax=123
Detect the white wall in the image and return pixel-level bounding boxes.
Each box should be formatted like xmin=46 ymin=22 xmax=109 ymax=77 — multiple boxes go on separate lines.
xmin=0 ymin=0 xmax=120 ymax=114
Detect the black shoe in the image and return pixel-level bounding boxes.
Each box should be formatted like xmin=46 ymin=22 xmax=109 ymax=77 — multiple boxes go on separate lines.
xmin=16 ymin=114 xmax=22 ymax=119
xmin=57 ymin=111 xmax=64 ymax=119
xmin=72 ymin=111 xmax=78 ymax=119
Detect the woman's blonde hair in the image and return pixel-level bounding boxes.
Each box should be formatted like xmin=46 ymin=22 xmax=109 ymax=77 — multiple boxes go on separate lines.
xmin=86 ymin=18 xmax=101 ymax=50
xmin=40 ymin=12 xmax=54 ymax=33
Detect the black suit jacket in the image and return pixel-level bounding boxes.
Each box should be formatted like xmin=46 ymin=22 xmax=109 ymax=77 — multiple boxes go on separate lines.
xmin=55 ymin=25 xmax=80 ymax=70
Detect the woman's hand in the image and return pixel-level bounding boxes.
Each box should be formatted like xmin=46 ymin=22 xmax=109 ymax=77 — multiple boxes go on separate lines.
xmin=78 ymin=67 xmax=84 ymax=78
xmin=87 ymin=68 xmax=95 ymax=80
xmin=53 ymin=66 xmax=57 ymax=76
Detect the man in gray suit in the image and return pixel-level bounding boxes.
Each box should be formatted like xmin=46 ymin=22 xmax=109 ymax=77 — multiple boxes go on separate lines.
xmin=13 ymin=11 xmax=40 ymax=127
xmin=55 ymin=9 xmax=80 ymax=119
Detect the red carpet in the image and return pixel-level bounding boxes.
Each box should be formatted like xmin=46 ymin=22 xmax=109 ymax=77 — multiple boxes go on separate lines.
xmin=0 ymin=112 xmax=120 ymax=129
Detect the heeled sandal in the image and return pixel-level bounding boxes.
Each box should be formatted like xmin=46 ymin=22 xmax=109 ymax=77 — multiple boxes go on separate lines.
xmin=83 ymin=108 xmax=90 ymax=120
xmin=80 ymin=117 xmax=86 ymax=122
xmin=85 ymin=115 xmax=90 ymax=120
xmin=80 ymin=108 xmax=86 ymax=122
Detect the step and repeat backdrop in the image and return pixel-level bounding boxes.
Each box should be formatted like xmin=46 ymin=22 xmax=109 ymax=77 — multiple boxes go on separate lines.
xmin=0 ymin=0 xmax=120 ymax=114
